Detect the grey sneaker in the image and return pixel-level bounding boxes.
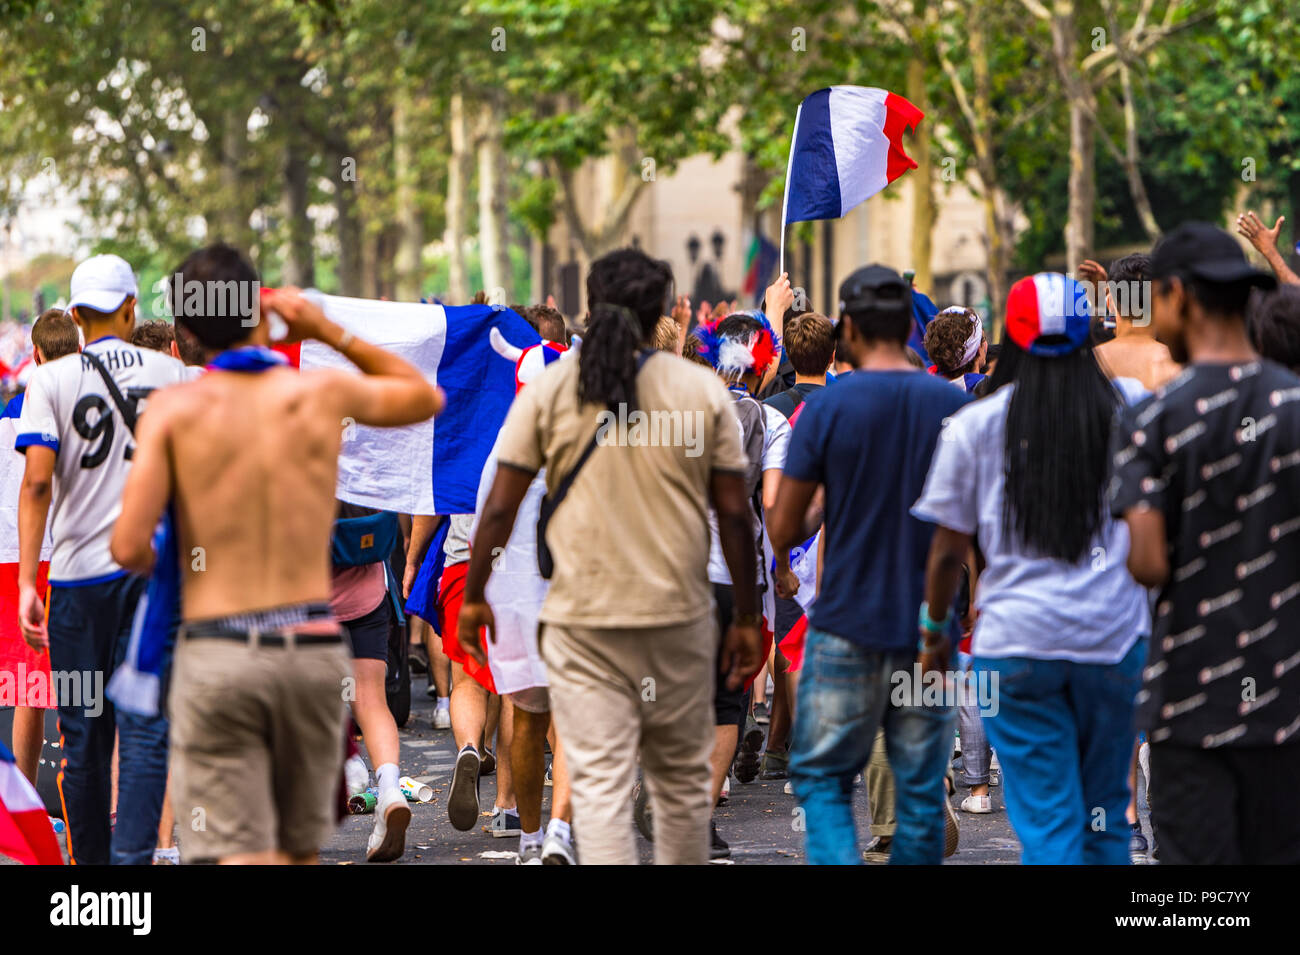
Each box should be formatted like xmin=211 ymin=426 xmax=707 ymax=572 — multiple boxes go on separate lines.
xmin=516 ymin=843 xmax=543 ymax=865
xmin=448 ymin=745 xmax=481 ymax=831
xmin=541 ymin=830 xmax=576 ymax=865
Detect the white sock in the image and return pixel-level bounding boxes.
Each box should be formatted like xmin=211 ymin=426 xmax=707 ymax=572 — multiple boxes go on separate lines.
xmin=376 ymin=762 xmax=400 ymax=794
xmin=519 ymin=828 xmax=543 ymax=852
xmin=436 ymin=696 xmax=450 ymax=710
xmin=546 ymin=818 xmax=572 ymax=843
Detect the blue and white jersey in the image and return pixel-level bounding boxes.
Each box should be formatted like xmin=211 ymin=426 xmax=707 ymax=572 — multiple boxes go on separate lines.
xmin=16 ymin=336 xmax=186 ymax=583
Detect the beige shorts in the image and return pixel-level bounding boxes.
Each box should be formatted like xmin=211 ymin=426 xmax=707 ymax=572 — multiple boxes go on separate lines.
xmin=168 ymin=635 xmax=350 ymax=861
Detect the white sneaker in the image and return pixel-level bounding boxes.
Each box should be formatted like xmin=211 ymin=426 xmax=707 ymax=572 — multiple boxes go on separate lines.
xmin=366 ymin=788 xmax=411 ymax=862
xmin=152 ymin=847 xmax=180 ymax=865
xmin=344 ymin=754 xmax=369 ymax=797
xmin=783 ymin=780 xmax=793 ymax=795
xmin=432 ymin=706 xmax=451 ymax=730
xmin=960 ymin=794 xmax=993 ymax=814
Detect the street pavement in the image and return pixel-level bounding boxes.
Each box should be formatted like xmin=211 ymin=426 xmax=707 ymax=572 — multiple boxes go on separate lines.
xmin=321 ymin=671 xmax=1148 ymax=866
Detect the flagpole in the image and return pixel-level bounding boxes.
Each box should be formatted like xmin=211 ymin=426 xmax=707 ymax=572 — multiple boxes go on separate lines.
xmin=778 ymin=100 xmax=803 ymax=279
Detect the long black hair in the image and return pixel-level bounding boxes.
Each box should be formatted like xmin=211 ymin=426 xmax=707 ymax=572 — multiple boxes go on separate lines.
xmin=579 ymin=248 xmax=673 ymax=409
xmin=995 ymin=336 xmax=1117 ymax=563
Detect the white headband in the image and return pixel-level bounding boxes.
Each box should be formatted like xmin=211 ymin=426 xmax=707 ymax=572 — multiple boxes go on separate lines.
xmin=938 ymin=306 xmax=983 ymax=368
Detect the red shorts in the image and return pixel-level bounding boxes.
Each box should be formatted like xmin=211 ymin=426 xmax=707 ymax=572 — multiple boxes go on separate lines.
xmin=436 ymin=561 xmax=496 ymax=693
xmin=0 ymin=561 xmax=53 ymax=708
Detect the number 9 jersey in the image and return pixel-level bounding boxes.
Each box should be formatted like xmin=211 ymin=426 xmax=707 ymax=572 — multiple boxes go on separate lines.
xmin=15 ymin=335 xmax=189 ymax=585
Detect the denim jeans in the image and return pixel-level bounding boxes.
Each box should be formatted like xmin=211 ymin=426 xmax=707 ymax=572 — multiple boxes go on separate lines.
xmin=48 ymin=575 xmax=171 ymax=865
xmin=790 ymin=627 xmax=954 ymax=865
xmin=974 ymin=638 xmax=1145 ymax=865
xmin=955 ymin=651 xmax=991 ymax=786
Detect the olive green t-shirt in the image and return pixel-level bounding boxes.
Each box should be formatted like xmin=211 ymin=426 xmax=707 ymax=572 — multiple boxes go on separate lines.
xmin=495 ymin=351 xmax=748 ymax=628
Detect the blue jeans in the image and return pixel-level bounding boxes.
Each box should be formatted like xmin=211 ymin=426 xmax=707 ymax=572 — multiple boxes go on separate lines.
xmin=974 ymin=638 xmax=1145 ymax=865
xmin=790 ymin=628 xmax=955 ymax=865
xmin=48 ymin=575 xmax=171 ymax=865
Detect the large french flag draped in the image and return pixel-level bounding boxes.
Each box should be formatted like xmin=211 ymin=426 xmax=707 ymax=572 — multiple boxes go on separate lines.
xmin=0 ymin=741 xmax=62 ymax=864
xmin=298 ymin=293 xmax=539 ymax=515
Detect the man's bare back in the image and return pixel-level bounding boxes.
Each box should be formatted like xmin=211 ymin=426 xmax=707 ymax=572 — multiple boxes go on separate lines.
xmin=1096 ymin=335 xmax=1181 ymax=393
xmin=152 ymin=368 xmax=349 ymax=620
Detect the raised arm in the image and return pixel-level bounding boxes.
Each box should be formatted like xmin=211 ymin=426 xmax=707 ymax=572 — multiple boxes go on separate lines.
xmin=1236 ymin=212 xmax=1300 ymax=286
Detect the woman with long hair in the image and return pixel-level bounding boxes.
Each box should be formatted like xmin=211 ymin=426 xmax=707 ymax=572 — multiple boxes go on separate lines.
xmin=912 ymin=273 xmax=1148 ymax=864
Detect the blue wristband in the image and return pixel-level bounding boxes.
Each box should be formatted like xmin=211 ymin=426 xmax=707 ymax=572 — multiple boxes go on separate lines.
xmin=918 ymin=601 xmax=951 ymax=635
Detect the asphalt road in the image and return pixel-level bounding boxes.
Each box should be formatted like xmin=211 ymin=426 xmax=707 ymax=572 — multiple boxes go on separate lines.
xmin=319 ymin=672 xmax=1154 ymax=866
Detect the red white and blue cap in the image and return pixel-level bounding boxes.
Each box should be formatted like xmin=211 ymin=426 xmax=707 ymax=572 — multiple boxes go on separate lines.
xmin=1004 ymin=273 xmax=1091 ymax=357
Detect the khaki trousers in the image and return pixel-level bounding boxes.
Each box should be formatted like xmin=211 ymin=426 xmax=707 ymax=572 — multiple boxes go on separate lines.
xmin=541 ymin=614 xmax=718 ymax=864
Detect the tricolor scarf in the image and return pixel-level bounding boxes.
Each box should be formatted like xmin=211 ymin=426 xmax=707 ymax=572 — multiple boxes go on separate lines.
xmin=108 ymin=346 xmax=287 ymax=716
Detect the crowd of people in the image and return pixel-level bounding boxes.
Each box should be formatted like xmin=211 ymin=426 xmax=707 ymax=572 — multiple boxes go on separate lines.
xmin=1 ymin=210 xmax=1298 ymax=866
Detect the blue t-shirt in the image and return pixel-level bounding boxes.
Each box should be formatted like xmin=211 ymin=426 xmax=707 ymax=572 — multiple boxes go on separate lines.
xmin=783 ymin=369 xmax=973 ymax=650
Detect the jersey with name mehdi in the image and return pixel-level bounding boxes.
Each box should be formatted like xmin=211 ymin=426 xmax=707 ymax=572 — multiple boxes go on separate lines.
xmin=16 ymin=336 xmax=187 ymax=584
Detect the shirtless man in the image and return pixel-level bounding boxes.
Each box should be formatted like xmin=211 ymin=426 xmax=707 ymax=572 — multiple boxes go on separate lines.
xmin=110 ymin=244 xmax=442 ymax=864
xmin=1078 ymin=253 xmax=1180 ymax=394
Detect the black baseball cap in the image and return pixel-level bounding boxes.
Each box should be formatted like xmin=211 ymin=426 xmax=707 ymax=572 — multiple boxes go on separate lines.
xmin=838 ymin=264 xmax=911 ymax=318
xmin=1150 ymin=222 xmax=1276 ymax=289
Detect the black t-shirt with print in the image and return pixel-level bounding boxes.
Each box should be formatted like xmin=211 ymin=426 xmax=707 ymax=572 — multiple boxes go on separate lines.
xmin=1110 ymin=359 xmax=1300 ymax=749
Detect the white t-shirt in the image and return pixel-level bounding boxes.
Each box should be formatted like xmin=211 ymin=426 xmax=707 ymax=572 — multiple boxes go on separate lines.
xmin=911 ymin=384 xmax=1147 ymax=664
xmin=17 ymin=336 xmax=188 ymax=583
xmin=707 ymin=402 xmax=791 ymax=585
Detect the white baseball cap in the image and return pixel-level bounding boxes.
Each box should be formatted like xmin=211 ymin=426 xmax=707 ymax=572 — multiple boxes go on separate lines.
xmin=67 ymin=254 xmax=139 ymax=315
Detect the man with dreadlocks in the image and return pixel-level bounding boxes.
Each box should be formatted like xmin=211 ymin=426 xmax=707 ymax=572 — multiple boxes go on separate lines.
xmin=458 ymin=248 xmax=762 ymax=865
xmin=685 ymin=296 xmax=797 ymax=858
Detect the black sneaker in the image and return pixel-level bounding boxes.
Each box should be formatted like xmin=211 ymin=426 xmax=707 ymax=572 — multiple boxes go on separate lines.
xmin=447 ymin=745 xmax=481 ymax=831
xmin=480 ymin=746 xmax=496 ymax=776
xmin=733 ymin=718 xmax=765 ymax=784
xmin=1129 ymin=823 xmax=1149 ymax=864
xmin=710 ymin=820 xmax=731 ymax=860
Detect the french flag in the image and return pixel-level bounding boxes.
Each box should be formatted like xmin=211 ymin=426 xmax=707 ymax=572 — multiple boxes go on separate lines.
xmin=0 ymin=741 xmax=62 ymax=865
xmin=298 ymin=293 xmax=540 ymax=515
xmin=783 ymin=86 xmax=924 ymax=225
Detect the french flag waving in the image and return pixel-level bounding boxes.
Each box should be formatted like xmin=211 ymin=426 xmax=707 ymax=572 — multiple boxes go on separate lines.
xmin=783 ymin=86 xmax=924 ymax=224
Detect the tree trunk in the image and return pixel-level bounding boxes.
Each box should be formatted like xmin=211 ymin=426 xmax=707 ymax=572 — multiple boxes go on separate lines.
xmin=444 ymin=90 xmax=471 ymax=305
xmin=968 ymin=9 xmax=1008 ymax=335
xmin=218 ymin=105 xmax=255 ymax=252
xmin=281 ymin=139 xmax=315 ymax=287
xmin=1118 ymin=59 xmax=1159 ymax=241
xmin=476 ymin=91 xmax=512 ymax=303
xmin=907 ymin=55 xmax=934 ymax=294
xmin=333 ymin=147 xmax=364 ymax=297
xmin=393 ymin=84 xmax=424 ymax=301
xmin=1050 ymin=3 xmax=1094 ymax=273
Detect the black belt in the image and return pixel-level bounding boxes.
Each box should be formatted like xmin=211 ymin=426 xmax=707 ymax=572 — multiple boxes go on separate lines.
xmin=182 ymin=626 xmax=342 ymax=647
